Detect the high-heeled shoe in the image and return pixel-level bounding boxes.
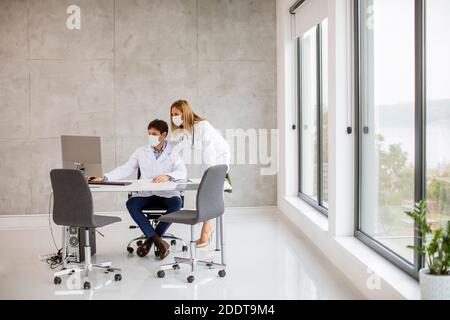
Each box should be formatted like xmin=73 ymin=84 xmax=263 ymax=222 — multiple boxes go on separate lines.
xmin=195 ymin=228 xmax=214 ymax=248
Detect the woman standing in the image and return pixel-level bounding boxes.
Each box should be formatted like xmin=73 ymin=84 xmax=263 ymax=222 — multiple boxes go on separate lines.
xmin=169 ymin=100 xmax=231 ymax=248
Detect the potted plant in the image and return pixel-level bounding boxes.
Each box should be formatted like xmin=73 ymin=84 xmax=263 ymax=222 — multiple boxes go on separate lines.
xmin=405 ymin=200 xmax=450 ymax=300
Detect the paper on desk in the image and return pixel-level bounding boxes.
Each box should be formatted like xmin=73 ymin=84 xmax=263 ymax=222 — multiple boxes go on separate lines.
xmin=186 ymin=178 xmax=232 ymax=191
xmin=137 ymin=180 xmax=177 ymax=191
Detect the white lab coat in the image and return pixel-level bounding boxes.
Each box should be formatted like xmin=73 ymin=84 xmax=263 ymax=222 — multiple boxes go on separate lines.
xmin=171 ymin=120 xmax=230 ymax=172
xmin=104 ymin=141 xmax=186 ymax=199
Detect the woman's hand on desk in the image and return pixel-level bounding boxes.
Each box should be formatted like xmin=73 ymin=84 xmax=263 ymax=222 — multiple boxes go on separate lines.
xmin=88 ymin=176 xmax=104 ymax=182
xmin=152 ymin=175 xmax=170 ymax=183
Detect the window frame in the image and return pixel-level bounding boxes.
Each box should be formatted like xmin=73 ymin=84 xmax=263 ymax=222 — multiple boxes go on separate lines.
xmin=297 ymin=21 xmax=329 ymax=216
xmin=354 ymin=0 xmax=426 ymax=280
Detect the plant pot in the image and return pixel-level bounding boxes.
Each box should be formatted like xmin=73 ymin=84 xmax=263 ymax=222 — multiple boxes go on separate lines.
xmin=419 ymin=268 xmax=450 ymax=300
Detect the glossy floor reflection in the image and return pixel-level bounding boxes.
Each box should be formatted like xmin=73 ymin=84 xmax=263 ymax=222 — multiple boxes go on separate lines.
xmin=0 ymin=209 xmax=363 ymax=300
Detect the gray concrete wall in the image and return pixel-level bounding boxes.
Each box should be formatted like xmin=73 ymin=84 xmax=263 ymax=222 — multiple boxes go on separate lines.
xmin=0 ymin=0 xmax=276 ymax=215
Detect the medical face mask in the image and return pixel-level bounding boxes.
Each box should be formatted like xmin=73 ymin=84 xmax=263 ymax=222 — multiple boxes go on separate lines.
xmin=172 ymin=115 xmax=183 ymax=127
xmin=148 ymin=135 xmax=161 ymax=148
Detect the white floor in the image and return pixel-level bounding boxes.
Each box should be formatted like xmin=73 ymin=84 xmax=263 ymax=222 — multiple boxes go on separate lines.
xmin=0 ymin=209 xmax=364 ymax=300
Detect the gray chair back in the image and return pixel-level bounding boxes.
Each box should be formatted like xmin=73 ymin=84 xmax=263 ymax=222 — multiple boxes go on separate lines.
xmin=196 ymin=165 xmax=228 ymax=222
xmin=50 ymin=169 xmax=95 ymax=228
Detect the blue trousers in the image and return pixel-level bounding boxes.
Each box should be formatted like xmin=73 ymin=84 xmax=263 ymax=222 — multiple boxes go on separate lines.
xmin=126 ymin=196 xmax=182 ymax=239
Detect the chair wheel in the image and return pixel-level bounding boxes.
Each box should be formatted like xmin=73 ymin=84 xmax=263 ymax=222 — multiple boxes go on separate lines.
xmin=136 ymin=240 xmax=143 ymax=247
xmin=182 ymin=245 xmax=188 ymax=252
xmin=172 ymin=264 xmax=180 ymax=270
xmin=218 ymin=270 xmax=226 ymax=278
xmin=187 ymin=275 xmax=195 ymax=283
xmin=53 ymin=277 xmax=62 ymax=285
xmin=127 ymin=246 xmax=134 ymax=254
xmin=114 ymin=274 xmax=122 ymax=281
xmin=170 ymin=240 xmax=177 ymax=246
xmin=157 ymin=270 xmax=165 ymax=278
xmin=83 ymin=281 xmax=91 ymax=290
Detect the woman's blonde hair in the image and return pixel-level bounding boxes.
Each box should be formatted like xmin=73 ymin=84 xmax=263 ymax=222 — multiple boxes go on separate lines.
xmin=170 ymin=100 xmax=205 ymax=133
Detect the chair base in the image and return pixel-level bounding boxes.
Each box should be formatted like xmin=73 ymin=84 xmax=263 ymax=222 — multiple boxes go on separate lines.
xmin=157 ymin=217 xmax=226 ymax=283
xmin=161 ymin=256 xmax=226 ymax=270
xmin=53 ymin=262 xmax=122 ymax=289
xmin=54 ymin=261 xmax=120 ymax=277
xmin=55 ymin=228 xmax=122 ymax=289
xmin=158 ymin=256 xmax=226 ymax=282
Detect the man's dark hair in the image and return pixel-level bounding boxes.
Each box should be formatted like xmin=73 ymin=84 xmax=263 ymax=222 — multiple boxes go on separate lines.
xmin=148 ymin=119 xmax=169 ymax=135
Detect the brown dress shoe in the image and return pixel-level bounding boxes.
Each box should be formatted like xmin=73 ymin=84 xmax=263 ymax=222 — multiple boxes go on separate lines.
xmin=136 ymin=238 xmax=153 ymax=257
xmin=152 ymin=234 xmax=170 ymax=260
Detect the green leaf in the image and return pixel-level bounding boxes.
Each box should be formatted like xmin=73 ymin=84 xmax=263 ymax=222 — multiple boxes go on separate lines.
xmin=407 ymin=245 xmax=425 ymax=256
xmin=427 ymin=229 xmax=443 ymax=256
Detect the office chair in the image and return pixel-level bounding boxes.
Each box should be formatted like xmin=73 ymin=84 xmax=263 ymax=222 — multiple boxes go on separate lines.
xmin=126 ymin=168 xmax=188 ymax=257
xmin=156 ymin=165 xmax=228 ymax=283
xmin=50 ymin=169 xmax=122 ymax=290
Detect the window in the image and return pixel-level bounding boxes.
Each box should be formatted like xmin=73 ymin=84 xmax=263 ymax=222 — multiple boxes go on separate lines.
xmin=298 ymin=20 xmax=328 ymax=215
xmin=356 ymin=0 xmax=450 ymax=278
xmin=357 ymin=0 xmax=415 ymax=264
xmin=321 ymin=19 xmax=329 ymax=208
xmin=299 ymin=26 xmax=318 ymax=202
xmin=426 ymin=0 xmax=450 ymax=230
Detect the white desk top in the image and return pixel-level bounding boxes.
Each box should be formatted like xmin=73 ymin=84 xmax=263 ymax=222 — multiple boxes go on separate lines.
xmin=89 ymin=179 xmax=232 ymax=193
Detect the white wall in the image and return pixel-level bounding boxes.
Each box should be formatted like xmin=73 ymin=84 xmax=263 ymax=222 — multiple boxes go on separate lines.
xmin=276 ymin=0 xmax=419 ymax=299
xmin=0 ymin=0 xmax=277 ymax=215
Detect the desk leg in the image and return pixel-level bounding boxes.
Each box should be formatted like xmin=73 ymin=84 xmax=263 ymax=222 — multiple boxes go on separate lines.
xmin=62 ymin=226 xmax=67 ymax=269
xmin=219 ymin=215 xmax=226 ymax=265
xmin=215 ymin=217 xmax=221 ymax=252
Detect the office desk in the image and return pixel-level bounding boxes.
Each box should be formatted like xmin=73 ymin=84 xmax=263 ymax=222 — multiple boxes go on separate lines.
xmin=89 ymin=180 xmax=199 ymax=193
xmin=62 ymin=179 xmax=230 ymax=268
xmin=88 ymin=179 xmax=231 ymax=193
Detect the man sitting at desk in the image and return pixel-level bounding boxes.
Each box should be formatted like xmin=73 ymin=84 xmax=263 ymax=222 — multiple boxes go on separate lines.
xmin=91 ymin=119 xmax=186 ymax=260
